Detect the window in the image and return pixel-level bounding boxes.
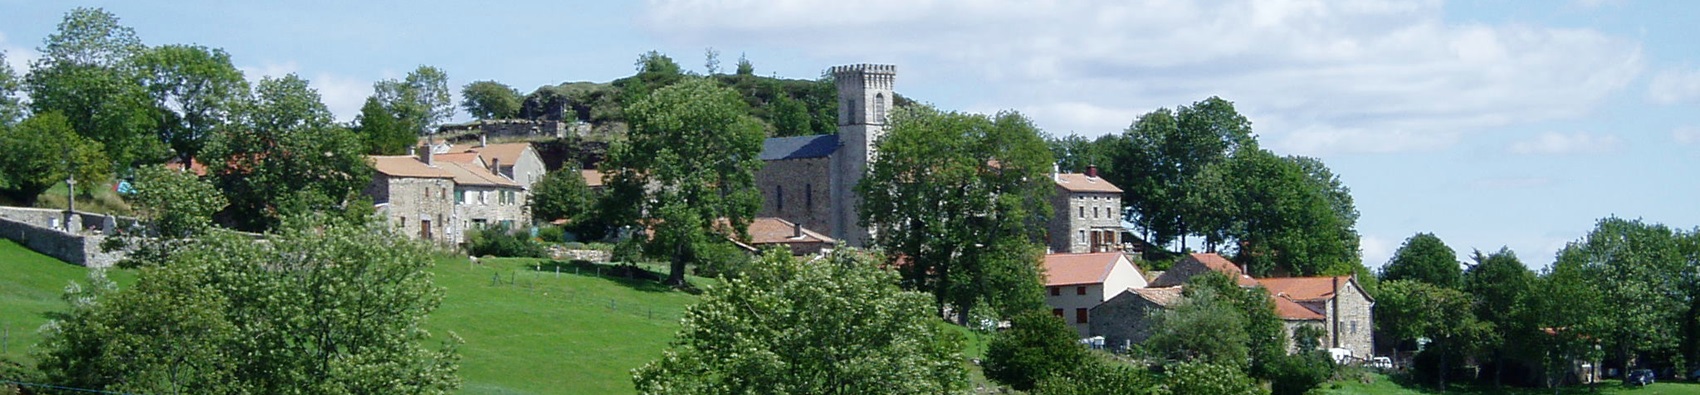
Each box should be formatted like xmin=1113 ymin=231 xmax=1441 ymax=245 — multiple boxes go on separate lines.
xmin=1350 ymin=321 xmax=1357 ymax=334
xmin=1076 ymin=286 xmax=1086 ymax=295
xmin=456 ymin=190 xmax=465 ymax=204
xmin=1077 ymin=229 xmax=1085 ymax=243
xmin=1078 ymin=206 xmax=1084 ymax=219
xmin=776 ymin=186 xmax=784 ymax=211
xmin=1093 ymin=207 xmax=1099 ymax=219
xmin=1049 ymin=287 xmax=1059 ymax=296
xmin=805 ymin=184 xmax=813 ymax=209
xmin=1075 ymin=308 xmax=1088 ymax=324
xmin=1052 ymin=309 xmax=1063 ymax=317
xmin=873 ymin=93 xmax=887 ymax=124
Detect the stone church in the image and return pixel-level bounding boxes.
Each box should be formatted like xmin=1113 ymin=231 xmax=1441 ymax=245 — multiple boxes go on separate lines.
xmin=754 ymin=64 xmax=895 ymax=247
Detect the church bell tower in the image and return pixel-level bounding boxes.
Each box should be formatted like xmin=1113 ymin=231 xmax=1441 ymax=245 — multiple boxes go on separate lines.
xmin=828 ymin=64 xmax=895 ymax=247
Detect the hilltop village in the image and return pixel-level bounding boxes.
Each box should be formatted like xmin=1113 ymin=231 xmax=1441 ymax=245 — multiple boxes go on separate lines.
xmin=2 ymin=7 xmax=1697 ymax=395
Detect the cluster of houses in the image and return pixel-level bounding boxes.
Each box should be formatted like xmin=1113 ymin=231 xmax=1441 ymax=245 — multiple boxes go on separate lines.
xmin=360 ymin=63 xmax=1376 ymax=360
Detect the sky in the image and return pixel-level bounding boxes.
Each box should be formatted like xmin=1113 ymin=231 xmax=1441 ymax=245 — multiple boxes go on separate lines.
xmin=1 ymin=0 xmax=1695 ymax=270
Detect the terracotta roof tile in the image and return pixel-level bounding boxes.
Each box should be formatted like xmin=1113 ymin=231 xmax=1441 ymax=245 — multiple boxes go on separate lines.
xmin=369 ymin=156 xmax=454 ymax=179
xmin=1257 ymin=276 xmax=1349 ymax=302
xmin=1132 ymin=287 xmax=1184 ymax=307
xmin=433 ymin=152 xmax=484 ymax=166
xmin=580 ymin=169 xmax=606 ymax=188
xmin=1271 ymin=296 xmax=1326 ymax=320
xmin=1042 ymin=252 xmax=1128 ymax=286
xmin=745 ymin=217 xmax=835 ymax=245
xmin=468 ymin=143 xmax=531 ymax=167
xmin=1054 ymin=173 xmax=1123 ymax=193
xmin=439 ymin=161 xmax=521 ymax=188
xmin=1184 ymin=253 xmax=1261 ymax=287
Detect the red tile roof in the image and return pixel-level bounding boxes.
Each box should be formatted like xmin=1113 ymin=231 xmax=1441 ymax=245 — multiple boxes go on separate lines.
xmin=745 ymin=217 xmax=835 ymax=245
xmin=369 ymin=156 xmax=455 ymax=179
xmin=1042 ymin=252 xmax=1128 ymax=286
xmin=1257 ymin=276 xmax=1350 ymax=302
xmin=1188 ymin=253 xmax=1262 ymax=287
xmin=580 ymin=169 xmax=606 ymax=188
xmin=1272 ymin=296 xmax=1326 ymax=320
xmin=439 ymin=161 xmax=521 ymax=188
xmin=433 ymin=152 xmax=485 ymax=166
xmin=468 ymin=143 xmax=531 ymax=168
xmin=1053 ymin=173 xmax=1123 ymax=193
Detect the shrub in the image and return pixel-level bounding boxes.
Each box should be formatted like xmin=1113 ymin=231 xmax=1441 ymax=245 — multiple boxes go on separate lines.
xmin=691 ymin=240 xmax=753 ymax=278
xmin=1033 ymin=359 xmax=1159 ymax=395
xmin=536 ymin=225 xmax=567 ymax=243
xmin=465 ymin=225 xmax=547 ymax=258
xmin=984 ymin=310 xmax=1090 ymax=391
xmin=1268 ymin=351 xmax=1334 ymax=395
xmin=1162 ymin=362 xmax=1265 ymax=395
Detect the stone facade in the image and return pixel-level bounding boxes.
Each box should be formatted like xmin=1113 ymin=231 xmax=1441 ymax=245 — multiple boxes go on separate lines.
xmin=455 ymin=185 xmax=527 ymax=233
xmin=1329 ymin=277 xmax=1376 ymax=358
xmin=1090 ymin=287 xmax=1182 ymax=351
xmin=0 ymin=206 xmax=139 ymax=268
xmin=368 ymin=174 xmax=457 ymax=244
xmin=754 ymin=157 xmax=834 ymax=241
xmin=1047 ymin=172 xmax=1124 ymax=254
xmin=755 ymin=64 xmax=894 ymax=247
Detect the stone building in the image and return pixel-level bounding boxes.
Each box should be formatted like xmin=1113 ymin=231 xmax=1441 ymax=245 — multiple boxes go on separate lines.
xmin=1041 ymin=252 xmax=1148 ymax=337
xmin=1089 ymin=287 xmax=1182 ymax=350
xmin=1258 ymin=276 xmax=1376 ymax=359
xmin=754 ymin=64 xmax=894 ymax=247
xmin=467 ymin=141 xmax=548 ymax=190
xmin=737 ymin=217 xmax=837 ymax=256
xmin=1047 ymin=166 xmax=1124 ymax=254
xmin=367 ymin=154 xmax=458 ymax=244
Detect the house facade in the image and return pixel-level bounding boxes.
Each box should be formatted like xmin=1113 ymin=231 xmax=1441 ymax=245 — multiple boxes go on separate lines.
xmin=1041 ymin=252 xmax=1148 ymax=337
xmin=366 ymin=147 xmax=529 ymax=245
xmin=1259 ymin=276 xmax=1376 ymax=359
xmin=468 ymin=142 xmax=547 ymax=190
xmin=1047 ymin=167 xmax=1124 ymax=254
xmin=1090 ymin=287 xmax=1182 ymax=350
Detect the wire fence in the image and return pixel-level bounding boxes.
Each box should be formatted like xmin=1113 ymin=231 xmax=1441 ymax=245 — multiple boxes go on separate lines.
xmin=474 ymin=260 xmax=692 ymax=324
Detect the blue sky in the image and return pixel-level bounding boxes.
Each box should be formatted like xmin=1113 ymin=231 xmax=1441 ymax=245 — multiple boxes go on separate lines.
xmin=2 ymin=0 xmax=1695 ymax=270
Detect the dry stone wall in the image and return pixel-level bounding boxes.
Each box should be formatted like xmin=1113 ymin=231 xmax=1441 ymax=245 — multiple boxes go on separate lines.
xmin=0 ymin=206 xmax=137 ymax=268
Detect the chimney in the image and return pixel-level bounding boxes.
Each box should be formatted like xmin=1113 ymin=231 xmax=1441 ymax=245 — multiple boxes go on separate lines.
xmin=1052 ymin=162 xmax=1061 ymax=182
xmin=793 ymin=221 xmax=803 ymax=238
xmin=419 ymin=143 xmax=433 ymax=166
xmin=479 ymin=133 xmax=488 ymax=148
xmin=1086 ymin=165 xmax=1098 ymax=178
xmin=489 ymin=158 xmax=500 ymax=176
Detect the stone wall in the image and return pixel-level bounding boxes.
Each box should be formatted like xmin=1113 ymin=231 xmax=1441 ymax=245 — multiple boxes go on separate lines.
xmin=437 ymin=119 xmax=573 ymax=140
xmin=455 ymin=185 xmax=528 ymax=236
xmin=372 ymin=175 xmax=457 ymax=244
xmin=1089 ymin=291 xmax=1163 ymax=351
xmin=1047 ymin=188 xmax=1123 ymax=254
xmin=1333 ymin=278 xmax=1376 ymax=358
xmin=0 ymin=206 xmax=137 ymax=268
xmin=755 ymin=157 xmax=834 ymax=242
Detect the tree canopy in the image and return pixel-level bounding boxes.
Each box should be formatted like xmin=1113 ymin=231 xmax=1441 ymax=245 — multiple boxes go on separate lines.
xmin=0 ymin=112 xmax=110 ymax=205
xmin=631 ymin=249 xmax=968 ymax=394
xmin=1382 ymin=232 xmax=1461 ymax=288
xmin=373 ymin=65 xmax=453 ymax=135
xmin=460 ymin=80 xmax=523 ymax=120
xmin=26 ymin=7 xmax=164 ymax=168
xmin=859 ymin=106 xmax=1054 ymax=323
xmin=604 ymin=78 xmax=766 ymax=285
xmin=204 ymin=74 xmax=371 ymax=232
xmin=133 ymin=44 xmax=246 ymax=162
xmin=984 ymin=310 xmax=1090 ymax=391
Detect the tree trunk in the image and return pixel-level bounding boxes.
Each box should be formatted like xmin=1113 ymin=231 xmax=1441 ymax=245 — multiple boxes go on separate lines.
xmin=665 ymin=241 xmax=688 ymax=286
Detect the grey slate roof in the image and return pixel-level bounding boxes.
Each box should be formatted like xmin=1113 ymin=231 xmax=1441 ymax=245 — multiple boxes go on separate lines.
xmin=760 ymin=134 xmax=839 ymax=161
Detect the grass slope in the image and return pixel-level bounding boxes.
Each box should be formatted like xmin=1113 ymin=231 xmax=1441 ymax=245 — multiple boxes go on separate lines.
xmin=1318 ymin=373 xmax=1700 ymax=395
xmin=0 ymin=239 xmax=133 ymax=364
xmin=425 ymin=257 xmax=701 ymax=395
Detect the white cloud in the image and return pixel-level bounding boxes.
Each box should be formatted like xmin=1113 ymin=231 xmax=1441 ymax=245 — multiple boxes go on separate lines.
xmin=1507 ymin=132 xmax=1622 ymax=155
xmin=1360 ymin=234 xmax=1393 ymax=271
xmin=0 ymin=31 xmax=39 ymax=77
xmin=1648 ymin=67 xmax=1700 ymax=105
xmin=239 ymin=62 xmax=371 ymax=123
xmin=1676 ymin=126 xmax=1700 ymax=144
xmin=642 ymin=0 xmax=1643 ymax=154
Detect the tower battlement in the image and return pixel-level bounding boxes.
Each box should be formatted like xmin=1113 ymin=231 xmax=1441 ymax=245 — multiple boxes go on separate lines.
xmin=829 ymin=64 xmax=896 ymax=75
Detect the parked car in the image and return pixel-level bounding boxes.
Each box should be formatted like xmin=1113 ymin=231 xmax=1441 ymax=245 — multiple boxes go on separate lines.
xmin=1626 ymin=369 xmax=1656 ymax=386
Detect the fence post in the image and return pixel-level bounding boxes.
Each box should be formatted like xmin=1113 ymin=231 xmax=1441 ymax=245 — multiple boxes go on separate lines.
xmin=608 ymin=298 xmax=616 ymax=311
xmin=555 ymin=266 xmax=560 ymax=278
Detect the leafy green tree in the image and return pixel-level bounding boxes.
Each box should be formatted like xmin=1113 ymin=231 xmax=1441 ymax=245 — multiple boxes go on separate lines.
xmin=133 ymin=44 xmax=247 ymax=162
xmin=767 ymin=92 xmax=812 ymax=136
xmin=1374 ymin=280 xmax=1491 ymax=389
xmin=0 ymin=50 xmax=23 ymax=126
xmin=0 ymin=112 xmax=110 ymax=205
xmin=1110 ymin=97 xmax=1255 ymax=252
xmin=735 ymin=53 xmax=754 ymax=76
xmin=1554 ymin=217 xmax=1686 ymax=372
xmin=204 ymin=74 xmax=371 ymax=231
xmin=1145 ymin=287 xmax=1250 ymax=368
xmin=1216 ymin=149 xmax=1358 ymax=276
xmin=26 ymin=7 xmax=165 ymax=168
xmin=108 ymin=164 xmax=227 ymax=267
xmin=1046 ymin=133 xmax=1117 ymax=175
xmin=1529 ymin=259 xmax=1607 ymax=390
xmin=632 ymin=249 xmax=968 ymax=394
xmin=460 ymin=80 xmax=522 ymax=120
xmin=605 ymin=78 xmax=765 ymax=285
xmin=374 ymin=65 xmax=453 ymax=135
xmin=859 ymin=106 xmax=1055 ymax=323
xmin=614 ymin=51 xmax=686 ymax=105
xmin=1462 ymin=247 xmax=1536 ymax=386
xmin=984 ymin=310 xmax=1090 ymax=391
xmin=528 ymin=167 xmax=594 ymax=224
xmin=353 ymin=95 xmax=414 ymax=155
xmin=36 ymin=216 xmax=461 ymax=394
xmin=1381 ymin=232 xmax=1461 ymax=288
xmin=1182 ymin=272 xmax=1286 ymax=379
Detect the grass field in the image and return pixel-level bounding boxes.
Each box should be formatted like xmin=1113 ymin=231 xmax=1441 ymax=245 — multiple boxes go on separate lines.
xmin=0 ymin=239 xmax=135 ymax=364
xmin=1318 ymin=373 xmax=1700 ymax=395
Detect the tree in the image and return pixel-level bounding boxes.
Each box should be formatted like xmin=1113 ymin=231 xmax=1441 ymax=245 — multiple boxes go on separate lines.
xmin=0 ymin=50 xmax=23 ymax=127
xmin=353 ymin=95 xmax=414 ymax=155
xmin=1181 ymin=272 xmax=1287 ymax=379
xmin=528 ymin=167 xmax=594 ymax=224
xmin=1216 ymin=149 xmax=1359 ymax=276
xmin=108 ymin=164 xmax=227 ymax=267
xmin=1462 ymin=247 xmax=1536 ymax=386
xmin=1554 ymin=217 xmax=1686 ymax=372
xmin=26 ymin=7 xmax=165 ymax=168
xmin=133 ymin=44 xmax=247 ymax=162
xmin=1529 ymin=259 xmax=1607 ymax=391
xmin=1031 ymin=360 xmax=1159 ymax=395
xmin=735 ymin=53 xmax=754 ymax=76
xmin=373 ymin=65 xmax=453 ymax=135
xmin=1145 ymin=287 xmax=1250 ymax=368
xmin=1374 ymin=280 xmax=1491 ymax=389
xmin=984 ymin=310 xmax=1090 ymax=391
xmin=1382 ymin=232 xmax=1461 ymax=288
xmin=204 ymin=74 xmax=371 ymax=232
xmin=460 ymin=80 xmax=522 ymax=120
xmin=859 ymin=106 xmax=1055 ymax=323
xmin=604 ymin=78 xmax=765 ymax=285
xmin=0 ymin=112 xmax=110 ymax=205
xmin=35 ymin=216 xmax=461 ymax=394
xmin=1161 ymin=362 xmax=1266 ymax=395
xmin=631 ymin=249 xmax=968 ymax=394
xmin=1109 ymin=97 xmax=1256 ymax=252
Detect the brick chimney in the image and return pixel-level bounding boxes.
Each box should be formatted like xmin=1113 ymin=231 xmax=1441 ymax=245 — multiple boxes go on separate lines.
xmin=418 ymin=143 xmax=433 ymax=165
xmin=793 ymin=221 xmax=803 ymax=238
xmin=1086 ymin=165 xmax=1098 ymax=178
xmin=479 ymin=133 xmax=488 ymax=148
xmin=489 ymin=158 xmax=500 ymax=176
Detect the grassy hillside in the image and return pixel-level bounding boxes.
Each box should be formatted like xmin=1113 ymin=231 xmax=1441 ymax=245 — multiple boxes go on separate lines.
xmin=0 ymin=239 xmax=133 ymax=364
xmin=425 ymin=257 xmax=702 ymax=395
xmin=1317 ymin=373 xmax=1700 ymax=395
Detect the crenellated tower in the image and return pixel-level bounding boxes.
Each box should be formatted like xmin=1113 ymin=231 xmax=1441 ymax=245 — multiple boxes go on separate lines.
xmin=829 ymin=64 xmax=895 ymax=247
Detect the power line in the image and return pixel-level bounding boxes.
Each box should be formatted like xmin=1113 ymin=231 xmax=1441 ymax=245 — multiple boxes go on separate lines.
xmin=0 ymin=379 xmax=146 ymax=395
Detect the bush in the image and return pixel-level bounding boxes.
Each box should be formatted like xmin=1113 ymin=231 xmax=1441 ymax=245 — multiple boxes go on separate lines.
xmin=691 ymin=240 xmax=753 ymax=278
xmin=1162 ymin=362 xmax=1266 ymax=395
xmin=985 ymin=310 xmax=1090 ymax=391
xmin=536 ymin=225 xmax=567 ymax=243
xmin=465 ymin=225 xmax=547 ymax=258
xmin=1033 ymin=359 xmax=1159 ymax=395
xmin=1269 ymin=351 xmax=1334 ymax=395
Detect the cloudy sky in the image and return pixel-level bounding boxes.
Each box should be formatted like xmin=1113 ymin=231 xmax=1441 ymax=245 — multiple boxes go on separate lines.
xmin=2 ymin=0 xmax=1695 ymax=269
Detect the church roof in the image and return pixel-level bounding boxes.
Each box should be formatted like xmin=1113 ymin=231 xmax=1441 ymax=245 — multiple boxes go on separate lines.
xmin=760 ymin=134 xmax=839 ymax=161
